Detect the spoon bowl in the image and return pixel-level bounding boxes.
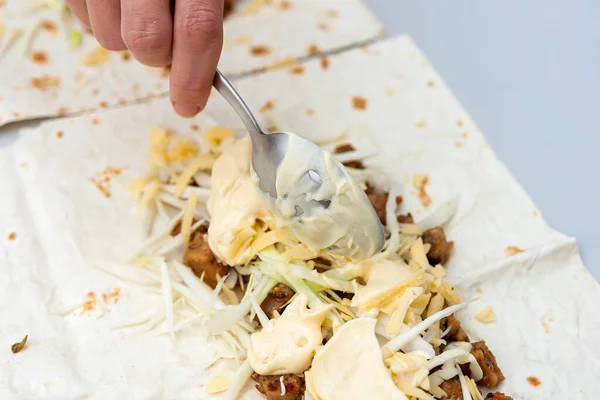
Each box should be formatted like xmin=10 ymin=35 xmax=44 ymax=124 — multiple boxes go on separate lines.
xmin=213 ymin=69 xmax=385 ymax=259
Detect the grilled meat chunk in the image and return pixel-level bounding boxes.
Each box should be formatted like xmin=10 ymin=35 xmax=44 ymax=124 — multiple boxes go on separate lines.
xmin=260 ymin=283 xmax=295 ymax=318
xmin=471 ymin=341 xmax=505 ymax=388
xmin=422 ymin=227 xmax=454 ymax=265
xmin=252 ymin=373 xmax=305 ymax=400
xmin=182 ymin=231 xmax=229 ymax=288
xmin=485 ymin=393 xmax=513 ymax=400
xmin=440 ymin=377 xmax=463 ymax=400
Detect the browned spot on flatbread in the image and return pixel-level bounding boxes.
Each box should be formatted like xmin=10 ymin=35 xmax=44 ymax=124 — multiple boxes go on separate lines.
xmin=57 ymin=107 xmax=69 ymax=116
xmin=278 ymin=0 xmax=291 ymax=10
xmin=527 ymin=376 xmax=541 ymax=388
xmin=392 ymin=73 xmax=405 ymax=79
xmin=505 ymin=246 xmax=524 ymax=256
xmin=0 ymin=1 xmax=5 ymax=7
xmin=31 ymin=75 xmax=61 ymax=91
xmin=305 ymin=109 xmax=314 ymax=116
xmin=31 ymin=50 xmax=49 ymax=64
xmin=307 ymin=43 xmax=319 ymax=55
xmin=102 ymin=287 xmax=121 ymax=305
xmin=99 ymin=101 xmax=109 ymax=108
xmin=317 ymin=23 xmax=332 ymax=31
xmin=250 ymin=45 xmax=271 ymax=56
xmin=416 ymin=120 xmax=426 ymax=129
xmin=161 ymin=65 xmax=171 ymax=78
xmin=320 ymin=56 xmax=330 ymax=70
xmin=413 ymin=174 xmax=432 ymax=208
xmin=11 ymin=112 xmax=20 ymax=118
xmin=118 ymin=97 xmax=126 ymax=105
xmin=427 ymin=80 xmax=436 ymax=88
xmin=385 ymin=88 xmax=394 ymax=96
xmin=461 ymin=132 xmax=468 ymax=139
xmin=7 ymin=232 xmax=16 ymax=241
xmin=361 ymin=45 xmax=370 ymax=54
xmin=454 ymin=142 xmax=463 ymax=148
xmin=91 ymin=89 xmax=99 ymax=96
xmin=121 ymin=50 xmax=131 ymax=61
xmin=190 ymin=124 xmax=200 ymax=131
xmin=40 ymin=20 xmax=57 ymax=36
xmin=290 ymin=65 xmax=304 ymax=75
xmin=327 ymin=9 xmax=339 ymax=18
xmin=259 ymin=100 xmax=275 ymax=113
xmin=351 ymin=96 xmax=367 ymax=111
xmin=457 ymin=120 xmax=464 ymax=127
xmin=89 ymin=166 xmax=123 ymax=198
xmin=91 ymin=117 xmax=100 ymax=125
xmin=56 ymin=130 xmax=64 ymax=139
xmin=540 ymin=313 xmax=551 ymax=334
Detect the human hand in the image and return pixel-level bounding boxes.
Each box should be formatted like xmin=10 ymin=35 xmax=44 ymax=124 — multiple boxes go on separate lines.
xmin=65 ymin=0 xmax=224 ymax=118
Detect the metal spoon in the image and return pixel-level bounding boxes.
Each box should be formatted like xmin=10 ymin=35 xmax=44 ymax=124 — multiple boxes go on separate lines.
xmin=212 ymin=69 xmax=385 ymax=259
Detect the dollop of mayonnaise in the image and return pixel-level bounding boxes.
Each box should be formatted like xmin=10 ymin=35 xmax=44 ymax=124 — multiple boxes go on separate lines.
xmin=247 ymin=294 xmax=332 ymax=375
xmin=207 ymin=136 xmax=273 ymax=266
xmin=258 ymin=133 xmax=384 ymax=261
xmin=305 ymin=318 xmax=407 ymax=400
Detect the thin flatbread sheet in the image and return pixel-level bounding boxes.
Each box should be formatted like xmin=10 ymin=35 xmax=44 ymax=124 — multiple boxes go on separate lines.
xmin=0 ymin=0 xmax=382 ymax=127
xmin=2 ymin=35 xmax=599 ymax=399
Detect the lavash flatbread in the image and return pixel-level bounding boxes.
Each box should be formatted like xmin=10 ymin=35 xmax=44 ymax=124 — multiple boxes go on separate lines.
xmin=0 ymin=0 xmax=383 ymax=127
xmin=1 ymin=35 xmax=599 ymax=399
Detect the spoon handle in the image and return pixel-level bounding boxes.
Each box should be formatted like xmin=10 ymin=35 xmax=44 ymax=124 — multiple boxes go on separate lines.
xmin=212 ymin=69 xmax=263 ymax=138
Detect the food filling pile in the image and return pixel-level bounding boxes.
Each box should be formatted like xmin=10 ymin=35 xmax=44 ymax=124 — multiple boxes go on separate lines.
xmin=105 ymin=125 xmax=512 ymax=400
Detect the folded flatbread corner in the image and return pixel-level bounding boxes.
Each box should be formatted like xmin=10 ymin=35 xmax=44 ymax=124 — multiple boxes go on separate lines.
xmin=1 ymin=34 xmax=599 ymax=400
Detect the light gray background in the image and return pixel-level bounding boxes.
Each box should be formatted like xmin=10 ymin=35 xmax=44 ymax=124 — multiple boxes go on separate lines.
xmin=1 ymin=1 xmax=598 ymax=278
xmin=364 ymin=0 xmax=600 ymax=278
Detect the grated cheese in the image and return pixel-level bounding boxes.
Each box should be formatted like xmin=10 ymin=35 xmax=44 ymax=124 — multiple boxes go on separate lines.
xmin=181 ymin=191 xmax=197 ymax=244
xmin=129 ymin=173 xmax=155 ymax=196
xmin=81 ymin=45 xmax=110 ymax=66
xmin=139 ymin=179 xmax=161 ymax=210
xmin=206 ymin=377 xmax=230 ymax=394
xmin=474 ymin=306 xmax=496 ymax=323
xmin=410 ymin=237 xmax=431 ymax=270
xmin=174 ymin=154 xmax=217 ymax=196
xmin=204 ymin=126 xmax=233 ymax=149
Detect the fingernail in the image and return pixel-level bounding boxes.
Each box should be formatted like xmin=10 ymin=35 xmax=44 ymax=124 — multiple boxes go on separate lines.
xmin=173 ymin=102 xmax=200 ymax=118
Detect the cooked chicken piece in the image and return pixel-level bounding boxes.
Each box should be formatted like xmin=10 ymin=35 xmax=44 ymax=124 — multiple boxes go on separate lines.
xmin=334 ymin=143 xmax=355 ymax=154
xmin=343 ymin=160 xmax=365 ymax=169
xmin=422 ymin=227 xmax=454 ymax=265
xmin=367 ymin=192 xmax=389 ymax=224
xmin=440 ymin=377 xmax=463 ymax=400
xmin=471 ymin=341 xmax=505 ymax=388
xmin=252 ymin=373 xmax=305 ymax=400
xmin=182 ymin=231 xmax=229 ymax=288
xmin=334 ymin=143 xmax=365 ymax=169
xmin=440 ymin=314 xmax=470 ymax=342
xmin=396 ymin=213 xmax=414 ymax=224
xmin=260 ymin=283 xmax=295 ymax=318
xmin=485 ymin=393 xmax=513 ymax=400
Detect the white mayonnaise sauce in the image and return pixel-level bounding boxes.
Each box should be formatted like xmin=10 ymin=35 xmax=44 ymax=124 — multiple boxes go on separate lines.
xmin=256 ymin=133 xmax=384 ymax=260
xmin=207 ymin=136 xmax=273 ymax=266
xmin=305 ymin=318 xmax=407 ymax=400
xmin=247 ymin=295 xmax=332 ymax=375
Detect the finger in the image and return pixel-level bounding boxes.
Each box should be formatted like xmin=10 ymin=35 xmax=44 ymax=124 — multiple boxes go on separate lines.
xmin=65 ymin=0 xmax=91 ymax=30
xmin=87 ymin=0 xmax=127 ymax=50
xmin=121 ymin=0 xmax=173 ymax=67
xmin=170 ymin=0 xmax=223 ymax=118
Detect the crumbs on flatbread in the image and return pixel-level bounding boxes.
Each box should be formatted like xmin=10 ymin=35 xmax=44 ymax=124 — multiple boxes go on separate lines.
xmin=11 ymin=335 xmax=28 ymax=354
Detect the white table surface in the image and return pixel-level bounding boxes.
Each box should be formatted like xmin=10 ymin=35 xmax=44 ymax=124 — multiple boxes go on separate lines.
xmin=364 ymin=0 xmax=600 ymax=279
xmin=1 ymin=0 xmax=598 ymax=279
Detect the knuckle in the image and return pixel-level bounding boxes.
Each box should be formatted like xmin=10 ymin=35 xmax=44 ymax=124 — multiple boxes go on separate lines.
xmin=122 ymin=18 xmax=171 ymax=53
xmin=178 ymin=5 xmax=222 ymax=46
xmin=171 ymin=79 xmax=209 ymax=103
xmin=96 ymin=35 xmax=126 ymax=51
